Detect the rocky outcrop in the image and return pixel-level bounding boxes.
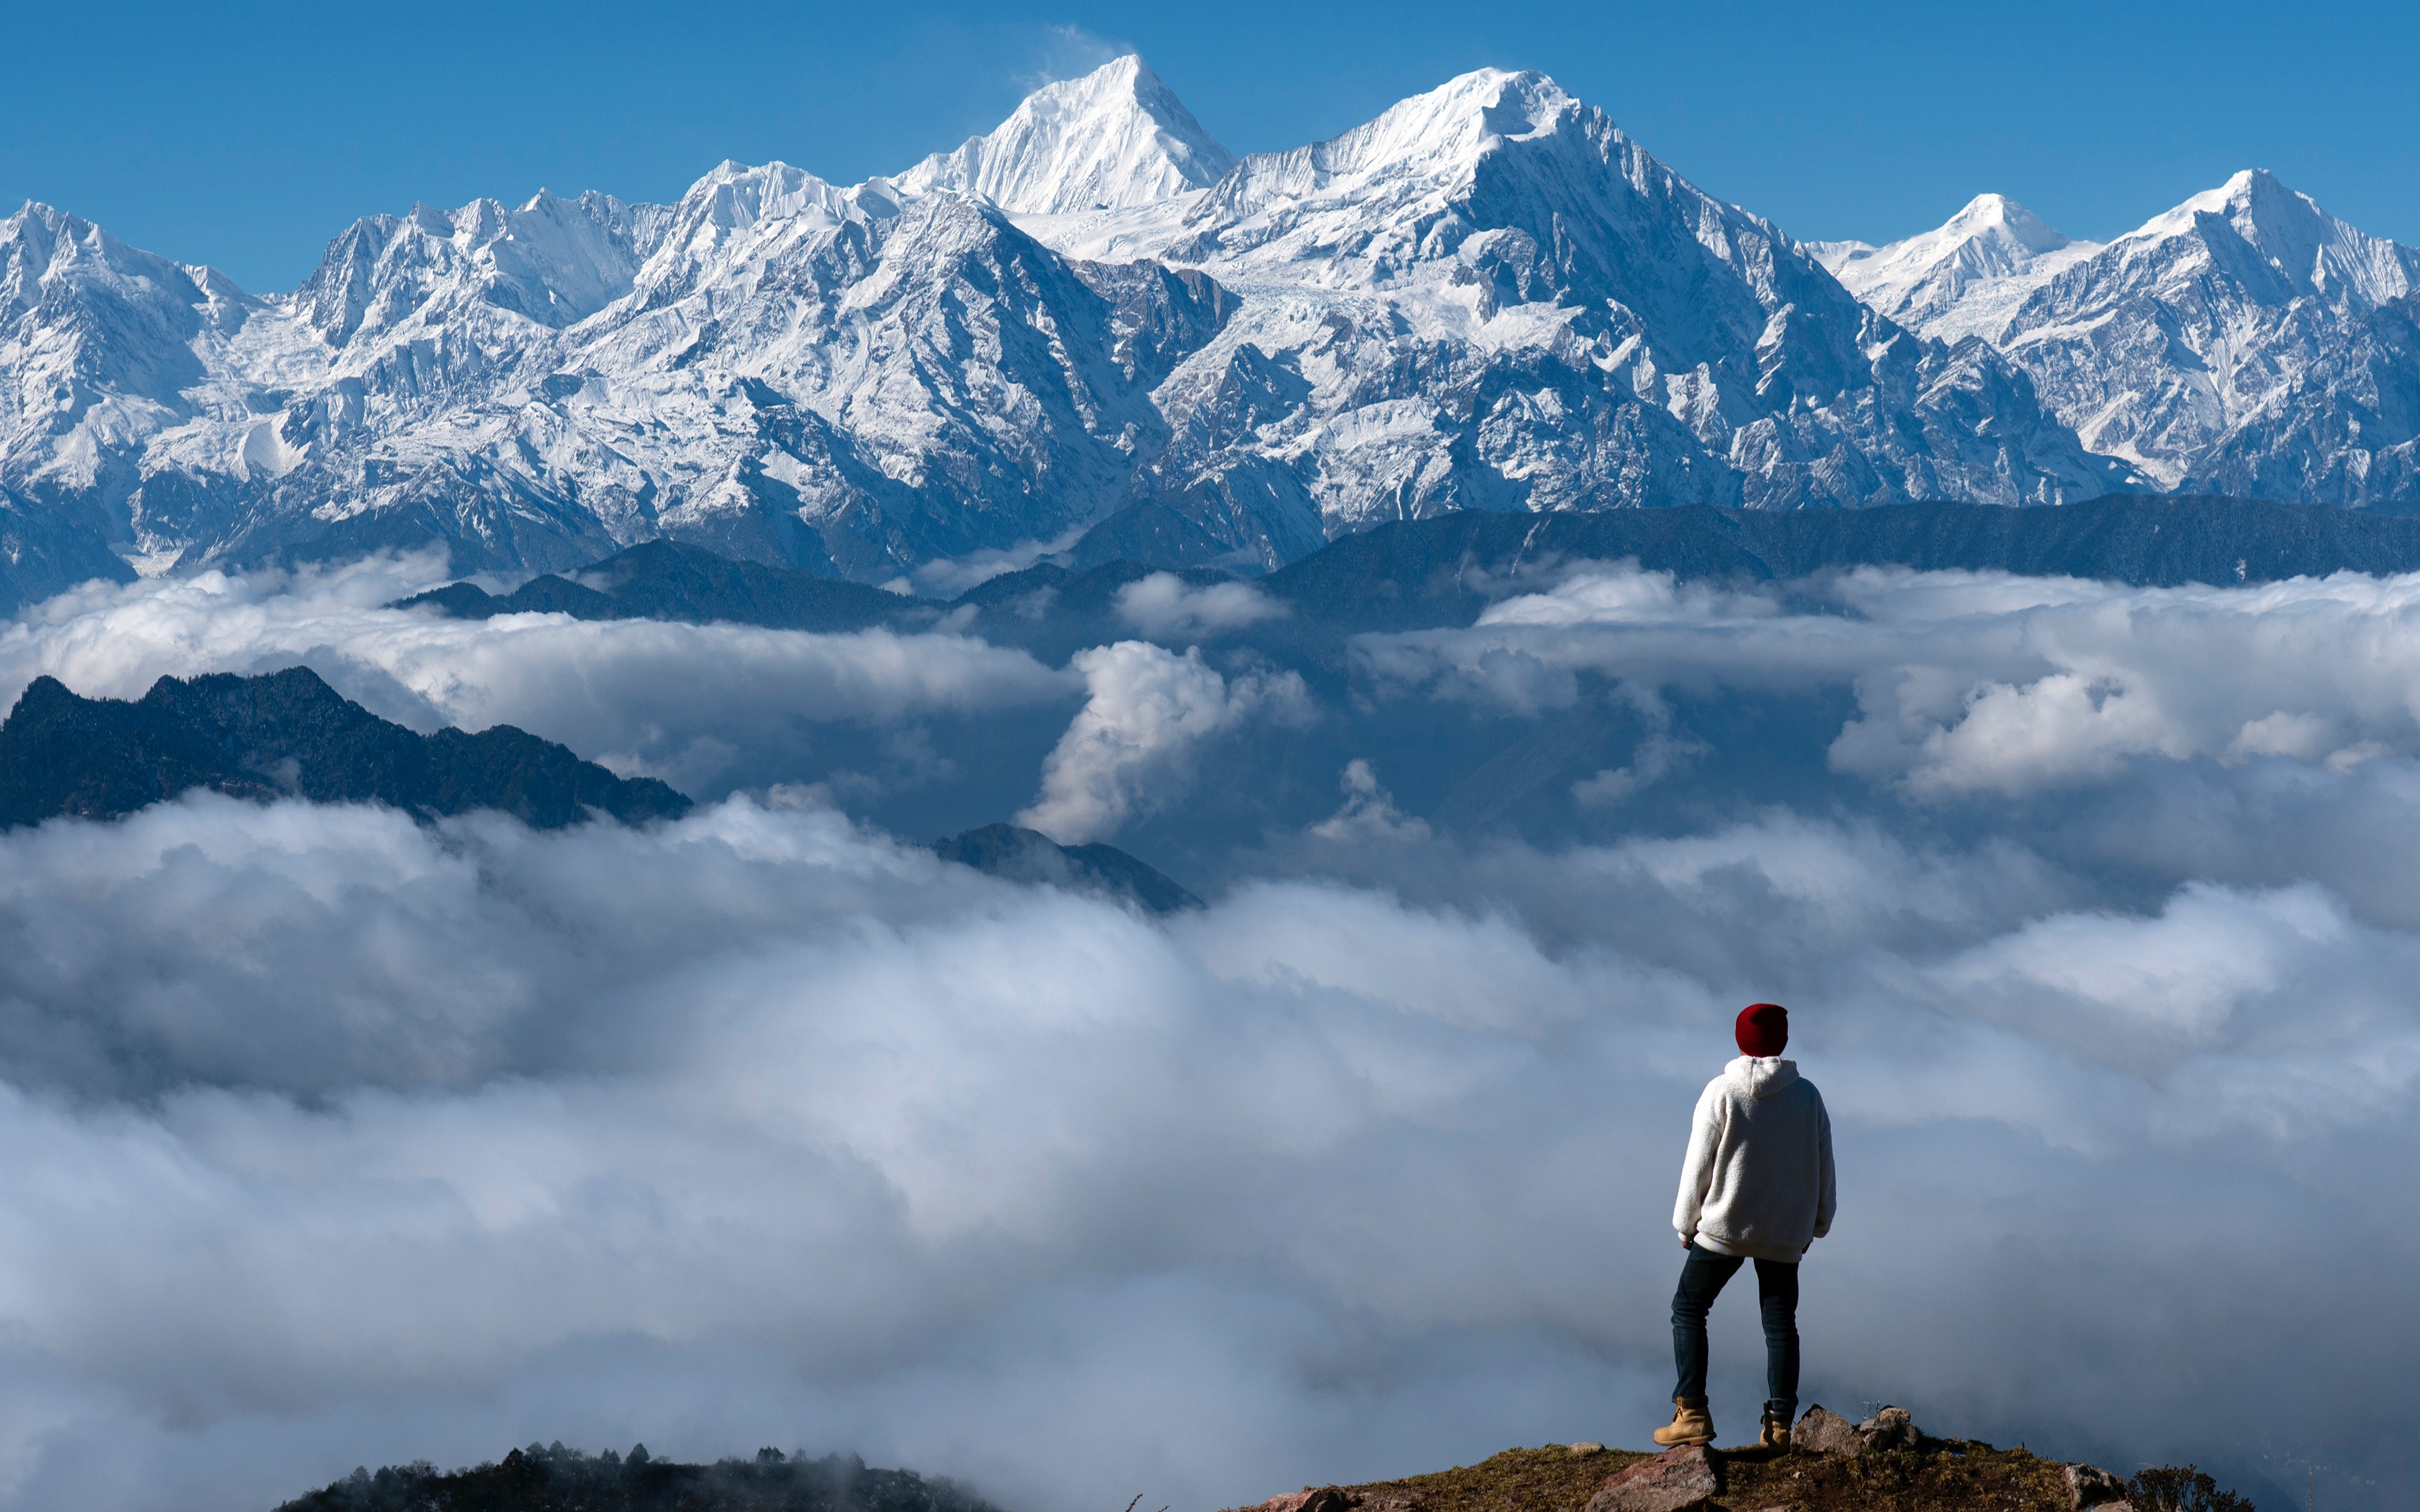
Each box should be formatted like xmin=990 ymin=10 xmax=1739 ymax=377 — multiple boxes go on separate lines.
xmin=2065 ymin=1462 xmax=2131 ymax=1510
xmin=1788 ymin=1403 xmax=1919 ymax=1455
xmin=1860 ymin=1406 xmax=1919 ymax=1451
xmin=1788 ymin=1406 xmax=1865 ymax=1456
xmin=1252 ymin=1488 xmax=1423 ymax=1512
xmin=1225 ymin=1433 xmax=2212 ymax=1512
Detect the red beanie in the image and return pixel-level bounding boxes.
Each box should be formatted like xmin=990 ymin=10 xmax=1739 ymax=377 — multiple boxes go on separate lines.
xmin=1735 ymin=1002 xmax=1788 ymax=1057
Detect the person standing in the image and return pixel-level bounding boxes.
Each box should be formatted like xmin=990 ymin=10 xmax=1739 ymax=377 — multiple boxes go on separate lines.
xmin=1653 ymin=1002 xmax=1836 ymax=1450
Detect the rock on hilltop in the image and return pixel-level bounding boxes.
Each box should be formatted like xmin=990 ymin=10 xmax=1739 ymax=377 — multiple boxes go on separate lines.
xmin=1226 ymin=1406 xmax=2244 ymax=1512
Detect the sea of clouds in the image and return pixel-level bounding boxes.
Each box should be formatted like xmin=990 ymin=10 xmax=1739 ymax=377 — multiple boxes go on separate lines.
xmin=1 ymin=555 xmax=2415 ymax=1509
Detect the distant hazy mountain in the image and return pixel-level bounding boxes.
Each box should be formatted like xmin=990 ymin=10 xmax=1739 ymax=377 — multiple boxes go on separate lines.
xmin=1821 ymin=173 xmax=2420 ymax=510
xmin=396 ymin=539 xmax=924 ymax=631
xmin=933 ymin=822 xmax=1203 ymax=913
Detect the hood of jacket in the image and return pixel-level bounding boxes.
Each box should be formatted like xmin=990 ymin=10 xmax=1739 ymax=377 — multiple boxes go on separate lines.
xmin=1726 ymin=1054 xmax=1800 ymax=1099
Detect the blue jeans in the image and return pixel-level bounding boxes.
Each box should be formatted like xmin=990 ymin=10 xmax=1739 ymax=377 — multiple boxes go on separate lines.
xmin=1670 ymin=1245 xmax=1799 ymax=1415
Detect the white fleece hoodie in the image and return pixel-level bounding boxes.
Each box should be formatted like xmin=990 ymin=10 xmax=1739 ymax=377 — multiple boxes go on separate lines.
xmin=1673 ymin=1056 xmax=1836 ymax=1263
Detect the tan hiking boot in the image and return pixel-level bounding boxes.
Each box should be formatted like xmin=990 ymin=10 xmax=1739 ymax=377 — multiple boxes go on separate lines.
xmin=1758 ymin=1410 xmax=1791 ymax=1450
xmin=1652 ymin=1398 xmax=1715 ymax=1447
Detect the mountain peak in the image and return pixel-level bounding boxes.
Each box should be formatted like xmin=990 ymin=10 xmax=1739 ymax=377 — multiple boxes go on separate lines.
xmin=1807 ymin=193 xmax=2100 ymax=343
xmin=2121 ymin=167 xmax=2417 ymax=306
xmin=1165 ymin=66 xmax=1588 ymax=266
xmin=897 ymin=54 xmax=1234 ymax=216
xmin=1937 ymin=194 xmax=2076 ymax=256
xmin=1310 ymin=66 xmax=1579 ymax=178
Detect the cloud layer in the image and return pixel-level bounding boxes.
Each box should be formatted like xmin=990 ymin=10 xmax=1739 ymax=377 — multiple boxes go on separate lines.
xmin=0 ymin=788 xmax=2411 ymax=1508
xmin=6 ymin=556 xmax=2420 ymax=1509
xmin=1370 ymin=561 xmax=2420 ymax=799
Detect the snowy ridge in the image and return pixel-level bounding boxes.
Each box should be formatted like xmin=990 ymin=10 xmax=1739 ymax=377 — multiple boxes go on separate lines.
xmin=12 ymin=57 xmax=2408 ymax=597
xmin=1816 ymin=172 xmax=2420 ymax=507
xmin=2115 ymin=170 xmax=2416 ymax=308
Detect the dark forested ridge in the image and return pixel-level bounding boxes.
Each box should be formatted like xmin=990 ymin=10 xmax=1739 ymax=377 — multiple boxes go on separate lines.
xmin=0 ymin=667 xmax=690 ymax=830
xmin=275 ymin=1446 xmax=1003 ymax=1512
xmin=394 ymin=496 xmax=2420 ymax=641
xmin=1256 ymin=494 xmax=2420 ymax=628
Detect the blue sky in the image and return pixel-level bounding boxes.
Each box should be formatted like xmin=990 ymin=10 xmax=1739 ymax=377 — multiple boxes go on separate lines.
xmin=9 ymin=0 xmax=2413 ymax=293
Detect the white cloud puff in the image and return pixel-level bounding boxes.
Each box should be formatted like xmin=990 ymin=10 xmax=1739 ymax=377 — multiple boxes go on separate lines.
xmin=1310 ymin=760 xmax=1433 ymax=843
xmin=1018 ymin=640 xmax=1310 ymax=842
xmin=1113 ymin=572 xmax=1290 ymax=638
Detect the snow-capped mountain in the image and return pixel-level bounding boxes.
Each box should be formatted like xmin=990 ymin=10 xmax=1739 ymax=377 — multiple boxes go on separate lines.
xmin=1807 ymin=194 xmax=2102 ymax=344
xmin=0 ymin=59 xmax=2169 ymax=597
xmin=1033 ymin=70 xmax=2119 ymax=562
xmin=1826 ymin=172 xmax=2420 ymax=507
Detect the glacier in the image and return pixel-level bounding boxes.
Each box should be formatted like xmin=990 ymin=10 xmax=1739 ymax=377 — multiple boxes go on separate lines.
xmin=13 ymin=55 xmax=2399 ymax=599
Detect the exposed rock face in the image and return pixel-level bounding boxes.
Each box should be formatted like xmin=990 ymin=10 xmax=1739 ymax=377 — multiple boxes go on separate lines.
xmin=1581 ymin=1446 xmax=1722 ymax=1512
xmin=1228 ymin=1437 xmax=2158 ymax=1512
